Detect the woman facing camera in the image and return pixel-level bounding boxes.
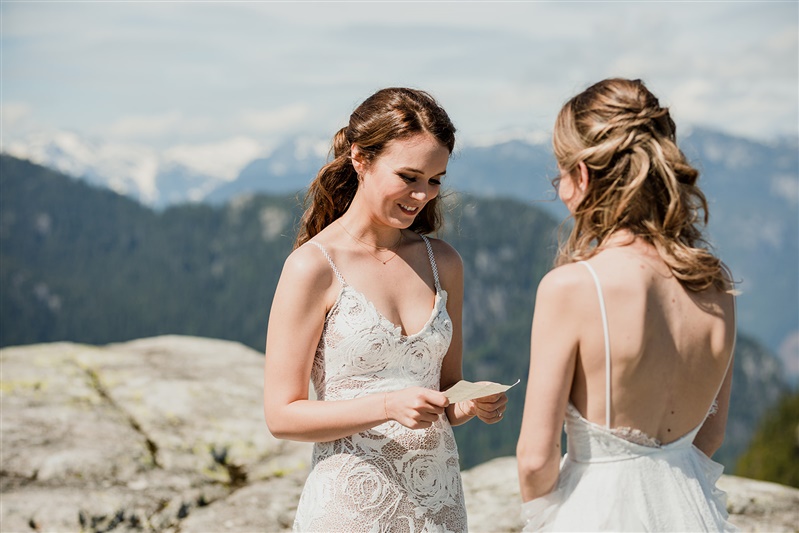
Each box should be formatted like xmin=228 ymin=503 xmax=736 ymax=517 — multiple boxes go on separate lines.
xmin=263 ymin=87 xmax=507 ymax=532
xmin=517 ymin=78 xmax=738 ymax=531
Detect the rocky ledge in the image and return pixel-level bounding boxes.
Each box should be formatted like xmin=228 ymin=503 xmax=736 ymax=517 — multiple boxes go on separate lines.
xmin=2 ymin=336 xmax=797 ymax=532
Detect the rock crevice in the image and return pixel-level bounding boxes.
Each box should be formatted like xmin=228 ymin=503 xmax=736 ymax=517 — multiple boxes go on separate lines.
xmin=82 ymin=363 xmax=162 ymax=469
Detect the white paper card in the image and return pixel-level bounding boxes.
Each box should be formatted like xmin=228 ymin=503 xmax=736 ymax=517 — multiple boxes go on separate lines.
xmin=443 ymin=379 xmax=520 ymax=403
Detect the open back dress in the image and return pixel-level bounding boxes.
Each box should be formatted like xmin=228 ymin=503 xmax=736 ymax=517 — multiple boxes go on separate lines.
xmin=521 ymin=261 xmax=738 ymax=532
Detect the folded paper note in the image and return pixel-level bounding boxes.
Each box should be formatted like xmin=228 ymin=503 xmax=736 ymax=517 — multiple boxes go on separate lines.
xmin=443 ymin=379 xmax=521 ymax=403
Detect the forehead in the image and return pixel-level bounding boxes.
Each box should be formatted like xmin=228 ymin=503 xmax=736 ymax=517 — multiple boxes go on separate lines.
xmin=377 ymin=133 xmax=450 ymax=172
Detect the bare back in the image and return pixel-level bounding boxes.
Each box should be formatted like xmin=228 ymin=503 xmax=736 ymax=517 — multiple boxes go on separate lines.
xmin=570 ymin=244 xmax=736 ymax=445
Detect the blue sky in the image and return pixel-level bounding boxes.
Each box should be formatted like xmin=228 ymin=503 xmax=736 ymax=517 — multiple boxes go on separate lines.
xmin=3 ymin=1 xmax=798 ymax=151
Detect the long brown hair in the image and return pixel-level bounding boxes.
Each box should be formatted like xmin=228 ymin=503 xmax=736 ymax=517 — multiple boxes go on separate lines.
xmin=294 ymin=88 xmax=456 ymax=248
xmin=553 ymin=78 xmax=728 ymax=292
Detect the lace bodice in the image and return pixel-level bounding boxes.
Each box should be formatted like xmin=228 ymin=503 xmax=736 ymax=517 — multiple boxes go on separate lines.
xmin=293 ymin=237 xmax=467 ymax=533
xmin=311 ymin=284 xmax=452 ymax=401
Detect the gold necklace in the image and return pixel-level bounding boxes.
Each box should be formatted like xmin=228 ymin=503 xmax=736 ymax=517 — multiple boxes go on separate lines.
xmin=338 ymin=221 xmax=403 ymax=265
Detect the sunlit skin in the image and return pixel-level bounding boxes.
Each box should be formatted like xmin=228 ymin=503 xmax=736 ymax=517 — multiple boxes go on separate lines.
xmin=516 ymin=163 xmax=736 ymax=502
xmin=263 ymin=132 xmax=507 ymax=444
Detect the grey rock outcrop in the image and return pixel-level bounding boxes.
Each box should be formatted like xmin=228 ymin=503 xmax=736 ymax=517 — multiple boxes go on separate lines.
xmin=2 ymin=336 xmax=797 ymax=532
xmin=1 ymin=336 xmax=311 ymax=532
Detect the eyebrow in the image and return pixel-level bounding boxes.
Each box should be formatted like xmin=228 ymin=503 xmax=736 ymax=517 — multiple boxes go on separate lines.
xmin=397 ymin=166 xmax=447 ymax=178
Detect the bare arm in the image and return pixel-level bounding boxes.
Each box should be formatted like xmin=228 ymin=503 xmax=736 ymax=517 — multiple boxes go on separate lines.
xmin=263 ymin=245 xmax=447 ymax=442
xmin=517 ymin=268 xmax=582 ymax=502
xmin=694 ymin=285 xmax=737 ymax=457
xmin=693 ymin=356 xmax=734 ymax=457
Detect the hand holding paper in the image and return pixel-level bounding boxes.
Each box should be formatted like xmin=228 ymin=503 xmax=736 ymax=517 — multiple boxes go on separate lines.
xmin=443 ymin=378 xmax=520 ymax=403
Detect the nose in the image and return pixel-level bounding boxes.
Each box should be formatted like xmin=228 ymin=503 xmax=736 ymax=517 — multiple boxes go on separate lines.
xmin=410 ymin=189 xmax=427 ymax=202
xmin=410 ymin=182 xmax=435 ymax=202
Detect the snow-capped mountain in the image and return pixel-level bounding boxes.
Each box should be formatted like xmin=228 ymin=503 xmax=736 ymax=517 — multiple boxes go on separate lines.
xmin=3 ymin=132 xmax=268 ymax=208
xmin=204 ymin=135 xmax=329 ymax=204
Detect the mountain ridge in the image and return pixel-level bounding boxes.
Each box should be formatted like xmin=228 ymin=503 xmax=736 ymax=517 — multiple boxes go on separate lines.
xmin=0 ymin=155 xmax=789 ymax=472
xmin=6 ymin=126 xmax=795 ymax=364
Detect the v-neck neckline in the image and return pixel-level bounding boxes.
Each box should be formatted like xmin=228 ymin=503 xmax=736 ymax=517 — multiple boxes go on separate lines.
xmin=334 ymin=284 xmax=447 ymax=340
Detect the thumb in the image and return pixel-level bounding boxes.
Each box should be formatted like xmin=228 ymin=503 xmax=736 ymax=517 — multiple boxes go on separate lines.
xmin=428 ymin=390 xmax=450 ymax=408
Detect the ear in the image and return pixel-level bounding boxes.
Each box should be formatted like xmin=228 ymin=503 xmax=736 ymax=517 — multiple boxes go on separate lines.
xmin=351 ymin=144 xmax=367 ymax=176
xmin=576 ymin=161 xmax=589 ymax=192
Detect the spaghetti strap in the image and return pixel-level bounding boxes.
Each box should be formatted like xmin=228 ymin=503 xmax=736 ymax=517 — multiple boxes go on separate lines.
xmin=420 ymin=235 xmax=442 ymax=293
xmin=307 ymin=241 xmax=347 ymax=286
xmin=579 ymin=261 xmax=612 ymax=428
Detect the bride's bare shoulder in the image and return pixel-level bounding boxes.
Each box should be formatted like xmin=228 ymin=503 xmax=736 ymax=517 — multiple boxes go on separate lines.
xmin=537 ymin=262 xmax=594 ymax=303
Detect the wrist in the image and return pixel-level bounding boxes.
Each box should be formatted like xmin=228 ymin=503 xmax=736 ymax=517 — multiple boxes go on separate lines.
xmin=383 ymin=391 xmax=391 ymax=422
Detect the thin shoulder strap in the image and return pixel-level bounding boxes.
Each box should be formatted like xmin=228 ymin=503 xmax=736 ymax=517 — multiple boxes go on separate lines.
xmin=579 ymin=261 xmax=612 ymax=428
xmin=307 ymin=241 xmax=346 ymax=286
xmin=420 ymin=235 xmax=442 ymax=292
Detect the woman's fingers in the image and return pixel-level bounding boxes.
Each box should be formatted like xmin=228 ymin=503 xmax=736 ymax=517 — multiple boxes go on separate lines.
xmin=473 ymin=392 xmax=509 ymax=424
xmin=388 ymin=387 xmax=449 ymax=429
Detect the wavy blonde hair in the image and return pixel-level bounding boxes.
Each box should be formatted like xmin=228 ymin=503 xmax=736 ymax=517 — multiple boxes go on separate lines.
xmin=294 ymin=88 xmax=456 ymax=248
xmin=553 ymin=78 xmax=728 ymax=292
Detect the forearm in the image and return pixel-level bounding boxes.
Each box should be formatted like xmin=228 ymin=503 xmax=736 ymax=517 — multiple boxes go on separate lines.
xmin=693 ymin=411 xmax=728 ymax=457
xmin=693 ymin=432 xmax=724 ymax=457
xmin=694 ymin=356 xmax=734 ymax=457
xmin=266 ymin=393 xmax=387 ymax=442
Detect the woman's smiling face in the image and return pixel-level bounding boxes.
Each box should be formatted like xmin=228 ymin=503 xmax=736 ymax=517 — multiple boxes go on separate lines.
xmin=354 ymin=133 xmax=450 ymax=228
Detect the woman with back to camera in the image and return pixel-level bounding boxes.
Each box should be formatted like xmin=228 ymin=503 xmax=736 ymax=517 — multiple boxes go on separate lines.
xmin=263 ymin=87 xmax=507 ymax=532
xmin=516 ymin=78 xmax=738 ymax=531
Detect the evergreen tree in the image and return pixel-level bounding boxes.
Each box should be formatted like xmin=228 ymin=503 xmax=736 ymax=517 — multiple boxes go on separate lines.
xmin=736 ymin=392 xmax=799 ymax=488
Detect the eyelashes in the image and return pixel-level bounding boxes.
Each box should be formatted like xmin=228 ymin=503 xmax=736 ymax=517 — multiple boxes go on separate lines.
xmin=399 ymin=174 xmax=442 ymax=186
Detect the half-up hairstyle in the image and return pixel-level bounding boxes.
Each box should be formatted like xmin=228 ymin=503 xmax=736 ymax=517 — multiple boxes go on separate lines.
xmin=294 ymin=88 xmax=456 ymax=248
xmin=553 ymin=78 xmax=728 ymax=292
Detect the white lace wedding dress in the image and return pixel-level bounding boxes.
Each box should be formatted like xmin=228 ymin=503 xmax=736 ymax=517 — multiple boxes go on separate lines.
xmin=293 ymin=236 xmax=467 ymax=533
xmin=521 ymin=261 xmax=738 ymax=532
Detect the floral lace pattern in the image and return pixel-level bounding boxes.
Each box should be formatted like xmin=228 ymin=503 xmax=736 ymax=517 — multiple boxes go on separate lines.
xmin=610 ymin=425 xmax=662 ymax=447
xmin=294 ymin=239 xmax=467 ymax=533
xmin=609 ymin=399 xmax=721 ymax=448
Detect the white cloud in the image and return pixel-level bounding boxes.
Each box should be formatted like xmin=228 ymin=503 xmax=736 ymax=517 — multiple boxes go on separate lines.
xmin=771 ymin=175 xmax=799 ymax=207
xmin=164 ymin=137 xmax=269 ymax=181
xmin=1 ymin=102 xmax=32 ymax=129
xmin=238 ymin=104 xmax=310 ymax=135
xmin=108 ymin=111 xmax=184 ymax=139
xmin=3 ymin=1 xmax=797 ymax=148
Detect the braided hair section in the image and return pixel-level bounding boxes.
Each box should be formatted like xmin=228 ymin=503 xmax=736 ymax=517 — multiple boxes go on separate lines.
xmin=553 ymin=78 xmax=727 ymax=292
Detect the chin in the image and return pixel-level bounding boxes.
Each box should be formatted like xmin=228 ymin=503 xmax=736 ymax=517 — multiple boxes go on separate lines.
xmin=394 ymin=218 xmax=416 ymax=229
